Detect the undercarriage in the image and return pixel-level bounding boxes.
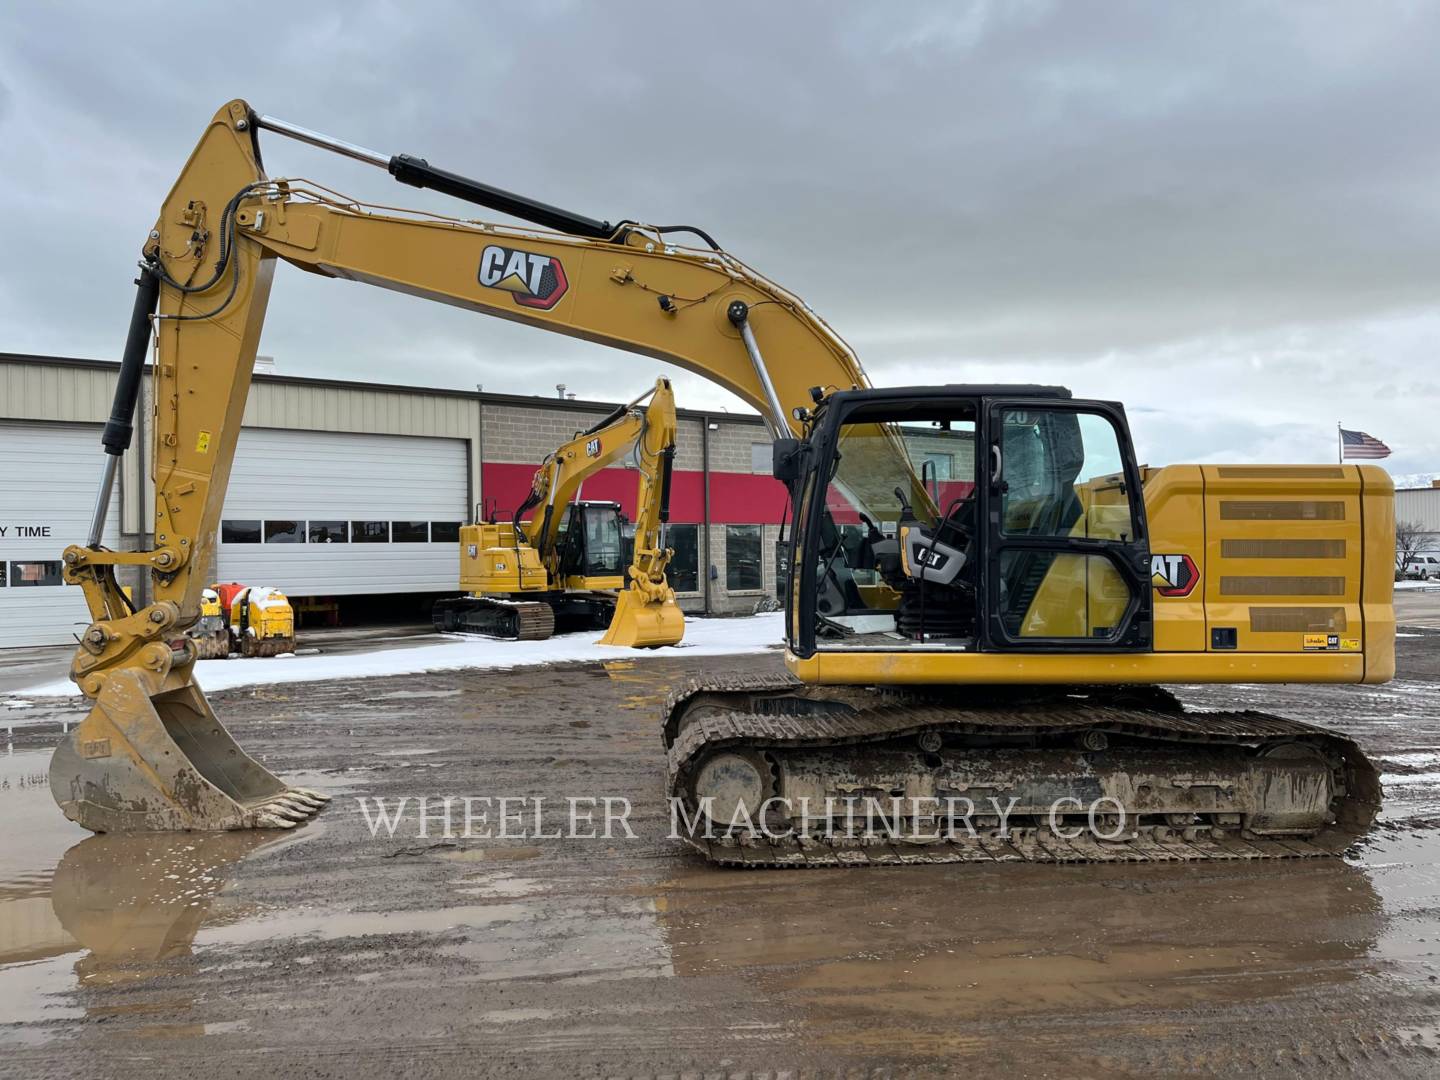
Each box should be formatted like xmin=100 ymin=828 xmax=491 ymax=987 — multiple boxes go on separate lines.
xmin=663 ymin=673 xmax=1381 ymax=867
xmin=431 ymin=592 xmax=616 ymax=641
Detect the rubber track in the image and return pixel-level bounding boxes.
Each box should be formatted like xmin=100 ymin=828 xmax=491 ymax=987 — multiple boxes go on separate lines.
xmin=511 ymin=602 xmax=556 ymax=641
xmin=662 ymin=672 xmax=1382 ymax=868
xmin=434 ymin=597 xmax=555 ymax=640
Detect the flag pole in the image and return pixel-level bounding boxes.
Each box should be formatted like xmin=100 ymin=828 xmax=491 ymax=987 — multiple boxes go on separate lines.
xmin=1337 ymin=421 xmax=1342 ymax=465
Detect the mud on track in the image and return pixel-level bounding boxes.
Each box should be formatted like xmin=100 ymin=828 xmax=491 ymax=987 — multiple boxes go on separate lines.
xmin=3 ymin=634 xmax=1440 ymax=1078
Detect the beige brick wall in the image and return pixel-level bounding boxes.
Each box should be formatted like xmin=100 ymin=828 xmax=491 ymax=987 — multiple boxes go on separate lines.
xmin=481 ymin=402 xmax=749 ymax=473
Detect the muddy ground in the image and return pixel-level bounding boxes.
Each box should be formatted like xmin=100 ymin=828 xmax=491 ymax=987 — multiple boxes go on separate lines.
xmin=2 ymin=607 xmax=1440 ymax=1077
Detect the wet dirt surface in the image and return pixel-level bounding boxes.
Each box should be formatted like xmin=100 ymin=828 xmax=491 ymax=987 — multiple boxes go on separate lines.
xmin=2 ymin=627 xmax=1440 ymax=1077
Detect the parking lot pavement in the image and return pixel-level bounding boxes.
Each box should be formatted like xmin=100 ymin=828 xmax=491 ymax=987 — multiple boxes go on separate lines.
xmin=2 ymin=627 xmax=1439 ymax=1077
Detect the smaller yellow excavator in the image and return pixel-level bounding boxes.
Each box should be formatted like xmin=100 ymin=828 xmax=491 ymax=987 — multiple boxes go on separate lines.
xmin=431 ymin=377 xmax=684 ymax=647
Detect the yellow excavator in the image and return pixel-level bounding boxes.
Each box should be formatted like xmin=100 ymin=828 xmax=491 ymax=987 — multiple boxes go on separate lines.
xmin=431 ymin=377 xmax=684 ymax=646
xmin=50 ymin=100 xmax=1391 ymax=861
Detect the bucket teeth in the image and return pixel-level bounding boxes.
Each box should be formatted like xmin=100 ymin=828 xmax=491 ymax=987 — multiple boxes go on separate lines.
xmin=253 ymin=812 xmax=298 ymax=830
xmin=291 ymin=788 xmax=332 ymax=804
xmin=279 ymin=792 xmax=323 ymax=812
xmin=266 ymin=801 xmax=311 ymax=822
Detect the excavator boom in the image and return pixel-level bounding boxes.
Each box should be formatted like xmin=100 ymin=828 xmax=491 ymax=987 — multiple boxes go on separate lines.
xmin=50 ymin=98 xmax=866 ymax=832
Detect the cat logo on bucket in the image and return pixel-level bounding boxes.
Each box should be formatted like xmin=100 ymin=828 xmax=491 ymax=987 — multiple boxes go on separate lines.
xmin=477 ymin=244 xmax=569 ymax=311
xmin=1151 ymin=553 xmax=1199 ymax=597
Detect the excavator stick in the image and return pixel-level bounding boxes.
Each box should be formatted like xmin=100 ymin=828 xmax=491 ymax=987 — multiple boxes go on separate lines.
xmin=48 ymin=102 xmax=329 ymax=833
xmin=598 ymin=587 xmax=685 ymax=648
xmin=597 ymin=399 xmax=685 ymax=648
xmin=50 ymin=666 xmax=328 ymax=833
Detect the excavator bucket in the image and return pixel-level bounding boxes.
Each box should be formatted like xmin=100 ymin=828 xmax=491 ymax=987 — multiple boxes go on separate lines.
xmin=48 ymin=669 xmax=328 ymax=833
xmin=598 ymin=589 xmax=686 ymax=648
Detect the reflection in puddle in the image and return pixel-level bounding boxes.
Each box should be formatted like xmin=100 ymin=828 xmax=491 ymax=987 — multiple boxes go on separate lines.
xmin=51 ymin=832 xmax=281 ymax=983
xmin=651 ymin=857 xmax=1395 ymax=1060
xmin=0 ymin=829 xmax=289 ymax=1042
xmin=600 ymin=660 xmax=670 ymax=710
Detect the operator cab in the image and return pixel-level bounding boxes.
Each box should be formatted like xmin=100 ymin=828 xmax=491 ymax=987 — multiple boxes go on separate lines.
xmin=782 ymin=386 xmax=1152 ymax=658
xmin=555 ymin=500 xmax=626 ymax=582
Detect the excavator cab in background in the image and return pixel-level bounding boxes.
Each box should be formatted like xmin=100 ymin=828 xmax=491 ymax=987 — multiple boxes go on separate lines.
xmin=555 ymin=501 xmax=627 ymax=584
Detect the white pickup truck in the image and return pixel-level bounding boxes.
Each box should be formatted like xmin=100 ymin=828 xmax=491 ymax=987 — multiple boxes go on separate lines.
xmin=1402 ymin=553 xmax=1440 ymax=580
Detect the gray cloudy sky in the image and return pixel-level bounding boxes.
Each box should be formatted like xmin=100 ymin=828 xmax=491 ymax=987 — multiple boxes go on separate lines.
xmin=2 ymin=1 xmax=1438 ymax=477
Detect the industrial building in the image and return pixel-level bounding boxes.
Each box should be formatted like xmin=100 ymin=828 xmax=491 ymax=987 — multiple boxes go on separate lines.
xmin=1397 ymin=482 xmax=1440 ymax=534
xmin=0 ymin=353 xmax=785 ymax=648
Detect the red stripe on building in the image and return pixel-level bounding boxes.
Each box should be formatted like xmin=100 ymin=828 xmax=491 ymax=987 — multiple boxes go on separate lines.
xmin=480 ymin=464 xmax=790 ymax=525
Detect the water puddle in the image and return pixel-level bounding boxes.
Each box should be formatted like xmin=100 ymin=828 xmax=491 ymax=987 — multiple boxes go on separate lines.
xmin=599 ymin=660 xmax=670 ymax=709
xmin=437 ymin=846 xmax=542 ymax=863
xmin=454 ymin=873 xmax=546 ymax=899
xmin=0 ymin=747 xmax=89 ymax=896
xmin=0 ymin=829 xmax=289 ymax=1042
xmin=199 ymin=902 xmax=532 ymax=946
xmin=475 ymin=1006 xmax=559 ymax=1024
xmin=647 ymin=852 xmax=1421 ymax=1059
xmin=0 ymin=746 xmax=335 ymax=1044
xmin=445 ymin=896 xmax=673 ymax=983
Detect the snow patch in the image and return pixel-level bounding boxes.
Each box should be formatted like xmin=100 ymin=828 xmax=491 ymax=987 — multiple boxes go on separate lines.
xmin=14 ymin=613 xmax=785 ymax=699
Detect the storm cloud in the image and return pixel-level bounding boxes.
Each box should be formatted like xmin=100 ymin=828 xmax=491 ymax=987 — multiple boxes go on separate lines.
xmin=1 ymin=1 xmax=1436 ymax=474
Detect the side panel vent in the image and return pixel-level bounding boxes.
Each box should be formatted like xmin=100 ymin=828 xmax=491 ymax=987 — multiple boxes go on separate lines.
xmin=1222 ymin=576 xmax=1346 ymax=596
xmin=1249 ymin=606 xmax=1347 ymax=632
xmin=1220 ymin=539 xmax=1346 ymax=559
xmin=1219 ymin=501 xmax=1345 ymax=521
xmin=1216 ymin=467 xmax=1346 ymax=479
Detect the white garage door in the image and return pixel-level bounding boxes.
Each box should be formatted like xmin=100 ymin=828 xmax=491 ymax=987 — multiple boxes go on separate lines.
xmin=0 ymin=422 xmax=121 ymax=649
xmin=217 ymin=428 xmax=468 ymax=596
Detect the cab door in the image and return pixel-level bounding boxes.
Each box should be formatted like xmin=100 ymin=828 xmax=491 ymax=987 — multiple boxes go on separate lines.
xmin=980 ymin=401 xmax=1153 ymax=651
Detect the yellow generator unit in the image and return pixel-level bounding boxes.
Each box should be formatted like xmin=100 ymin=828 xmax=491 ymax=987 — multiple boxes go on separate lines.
xmin=222 ymin=584 xmax=296 ymax=658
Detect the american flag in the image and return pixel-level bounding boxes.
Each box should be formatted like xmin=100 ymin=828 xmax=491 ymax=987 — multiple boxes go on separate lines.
xmin=1340 ymin=428 xmax=1391 ymax=460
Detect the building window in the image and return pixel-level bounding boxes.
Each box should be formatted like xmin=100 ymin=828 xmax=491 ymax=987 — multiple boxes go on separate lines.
xmin=921 ymin=452 xmax=953 ymax=481
xmin=352 ymin=521 xmax=390 ymax=543
xmin=0 ymin=562 xmax=6 ymax=587
xmin=221 ymin=520 xmax=262 ymax=544
xmin=10 ymin=561 xmax=64 ymax=587
xmin=666 ymin=524 xmax=699 ymax=593
xmin=431 ymin=521 xmax=461 ymax=543
xmin=725 ymin=525 xmax=763 ymax=591
xmin=392 ymin=521 xmax=429 ymax=543
xmin=309 ymin=520 xmax=348 ymax=544
xmin=750 ymin=442 xmax=772 ymax=475
xmin=264 ymin=520 xmax=305 ymax=544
